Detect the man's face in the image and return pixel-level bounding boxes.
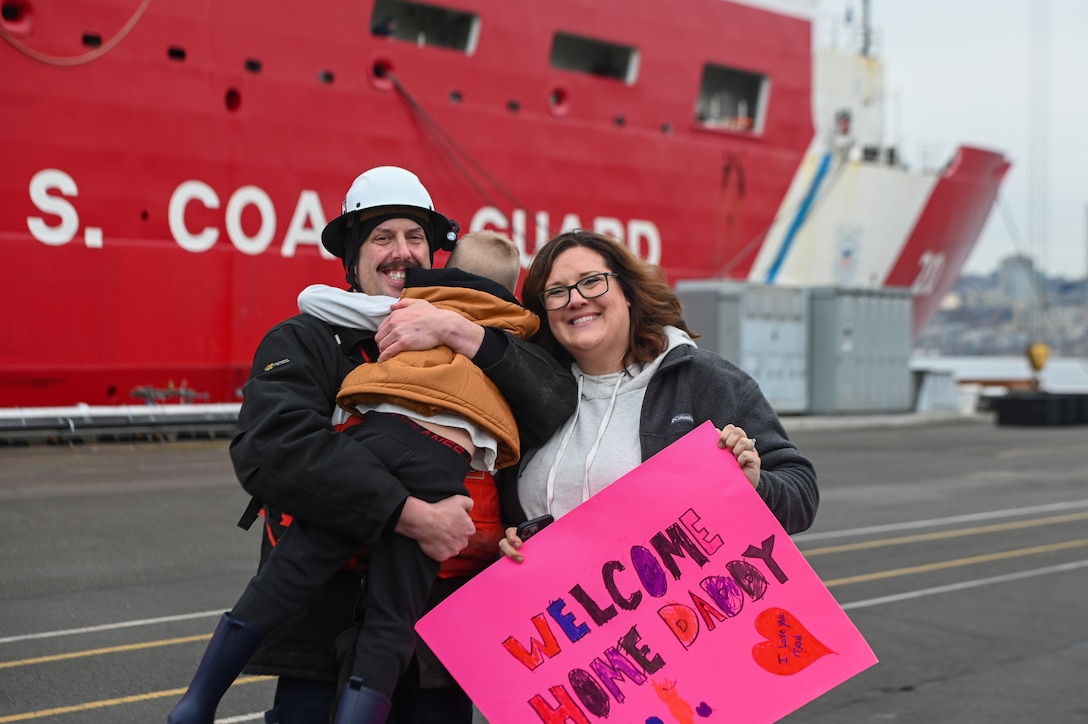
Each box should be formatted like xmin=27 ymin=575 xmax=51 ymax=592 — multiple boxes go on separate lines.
xmin=353 ymin=217 xmax=432 ymax=296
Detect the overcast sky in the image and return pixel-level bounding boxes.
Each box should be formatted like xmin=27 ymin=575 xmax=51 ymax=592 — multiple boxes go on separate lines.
xmin=821 ymin=0 xmax=1087 ymax=279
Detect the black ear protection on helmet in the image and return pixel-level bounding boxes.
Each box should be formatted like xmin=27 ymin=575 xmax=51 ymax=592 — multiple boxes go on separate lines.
xmin=435 ymin=217 xmax=460 ymax=253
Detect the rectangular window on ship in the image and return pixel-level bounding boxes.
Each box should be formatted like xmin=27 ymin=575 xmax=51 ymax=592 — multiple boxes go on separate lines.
xmin=695 ymin=64 xmax=767 ymax=132
xmin=549 ymin=32 xmax=639 ymax=85
xmin=369 ymin=0 xmax=480 ymax=53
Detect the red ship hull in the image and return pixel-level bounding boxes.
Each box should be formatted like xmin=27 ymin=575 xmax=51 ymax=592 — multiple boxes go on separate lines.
xmin=1 ymin=0 xmax=1007 ymax=406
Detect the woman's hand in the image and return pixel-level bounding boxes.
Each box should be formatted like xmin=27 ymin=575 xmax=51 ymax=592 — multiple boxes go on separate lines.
xmin=718 ymin=424 xmax=761 ymax=489
xmin=499 ymin=526 xmax=527 ymax=563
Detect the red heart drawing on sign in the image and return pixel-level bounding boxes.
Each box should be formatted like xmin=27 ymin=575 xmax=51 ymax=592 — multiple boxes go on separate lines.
xmin=751 ymin=607 xmax=835 ymax=675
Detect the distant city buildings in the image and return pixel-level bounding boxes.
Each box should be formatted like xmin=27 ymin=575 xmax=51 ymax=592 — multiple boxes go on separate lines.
xmin=914 ymin=255 xmax=1088 ymax=358
xmin=998 ymin=254 xmax=1045 ymax=304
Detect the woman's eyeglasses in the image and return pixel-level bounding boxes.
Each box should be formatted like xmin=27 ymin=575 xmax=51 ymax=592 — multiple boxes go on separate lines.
xmin=538 ymin=273 xmax=618 ymax=311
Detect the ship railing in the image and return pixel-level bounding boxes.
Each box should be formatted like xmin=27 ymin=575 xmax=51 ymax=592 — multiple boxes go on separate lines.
xmin=0 ymin=403 xmax=241 ymax=444
xmin=131 ymin=385 xmax=212 ymax=405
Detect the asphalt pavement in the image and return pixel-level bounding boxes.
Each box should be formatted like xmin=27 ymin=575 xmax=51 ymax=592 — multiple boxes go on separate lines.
xmin=1 ymin=412 xmax=1086 ymax=723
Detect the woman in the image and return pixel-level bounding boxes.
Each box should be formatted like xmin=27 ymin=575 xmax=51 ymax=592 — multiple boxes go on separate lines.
xmin=499 ymin=230 xmax=817 ymax=560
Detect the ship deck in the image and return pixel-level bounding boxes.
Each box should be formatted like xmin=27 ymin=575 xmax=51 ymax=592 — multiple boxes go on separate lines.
xmin=1 ymin=413 xmax=1086 ymax=722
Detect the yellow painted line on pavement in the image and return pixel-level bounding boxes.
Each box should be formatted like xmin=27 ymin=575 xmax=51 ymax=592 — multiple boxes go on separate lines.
xmin=0 ymin=676 xmax=272 ymax=723
xmin=802 ymin=512 xmax=1088 ymax=556
xmin=824 ymin=538 xmax=1088 ymax=587
xmin=0 ymin=634 xmax=211 ymax=669
xmin=4 ymin=516 xmax=1085 ymax=720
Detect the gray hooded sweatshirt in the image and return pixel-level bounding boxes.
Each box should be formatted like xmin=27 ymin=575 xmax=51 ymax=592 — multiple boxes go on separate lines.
xmin=518 ymin=327 xmax=696 ymax=519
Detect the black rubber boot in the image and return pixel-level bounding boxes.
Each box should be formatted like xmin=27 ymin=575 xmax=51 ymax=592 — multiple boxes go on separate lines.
xmin=333 ymin=677 xmax=393 ymax=724
xmin=167 ymin=613 xmax=265 ymax=723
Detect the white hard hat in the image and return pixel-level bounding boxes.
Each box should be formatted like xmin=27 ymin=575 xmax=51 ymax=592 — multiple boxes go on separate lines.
xmin=321 ymin=166 xmax=459 ymax=259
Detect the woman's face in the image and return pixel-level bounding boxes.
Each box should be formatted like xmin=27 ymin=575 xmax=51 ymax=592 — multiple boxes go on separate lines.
xmin=543 ymin=246 xmax=631 ymax=375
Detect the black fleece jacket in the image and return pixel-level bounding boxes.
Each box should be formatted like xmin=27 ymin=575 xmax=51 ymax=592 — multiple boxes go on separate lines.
xmin=500 ymin=345 xmax=818 ymax=535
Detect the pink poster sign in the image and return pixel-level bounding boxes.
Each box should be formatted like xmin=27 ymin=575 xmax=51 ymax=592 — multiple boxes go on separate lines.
xmin=417 ymin=422 xmax=877 ymax=723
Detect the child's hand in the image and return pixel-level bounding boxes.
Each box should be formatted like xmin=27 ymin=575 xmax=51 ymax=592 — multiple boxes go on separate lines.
xmin=498 ymin=526 xmax=526 ymax=563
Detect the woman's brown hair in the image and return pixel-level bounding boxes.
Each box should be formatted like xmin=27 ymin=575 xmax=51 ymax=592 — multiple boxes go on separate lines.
xmin=523 ymin=230 xmax=697 ymax=370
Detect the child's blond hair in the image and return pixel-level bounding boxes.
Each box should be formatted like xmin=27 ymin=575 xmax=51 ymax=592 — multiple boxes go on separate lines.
xmin=446 ymin=230 xmax=522 ymax=293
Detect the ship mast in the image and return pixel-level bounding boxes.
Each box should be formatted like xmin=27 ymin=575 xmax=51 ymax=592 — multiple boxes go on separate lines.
xmin=859 ymin=0 xmax=871 ymax=57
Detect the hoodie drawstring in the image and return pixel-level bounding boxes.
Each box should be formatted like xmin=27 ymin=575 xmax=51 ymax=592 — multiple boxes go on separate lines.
xmin=544 ymin=372 xmax=623 ymax=515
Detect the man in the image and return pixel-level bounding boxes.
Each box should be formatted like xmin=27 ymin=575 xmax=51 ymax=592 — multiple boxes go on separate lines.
xmin=227 ymin=166 xmax=575 ymax=722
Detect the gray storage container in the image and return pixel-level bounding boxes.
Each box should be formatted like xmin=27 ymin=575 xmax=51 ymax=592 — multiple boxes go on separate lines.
xmin=677 ymin=280 xmax=810 ymax=414
xmin=808 ymin=287 xmax=913 ymax=414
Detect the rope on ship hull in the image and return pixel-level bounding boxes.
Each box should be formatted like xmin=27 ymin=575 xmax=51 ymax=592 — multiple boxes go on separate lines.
xmin=0 ymin=0 xmax=152 ymax=66
xmin=388 ymin=71 xmax=543 ymax=231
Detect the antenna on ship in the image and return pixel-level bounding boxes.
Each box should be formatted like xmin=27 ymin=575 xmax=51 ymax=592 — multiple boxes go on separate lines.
xmin=859 ymin=0 xmax=872 ymax=57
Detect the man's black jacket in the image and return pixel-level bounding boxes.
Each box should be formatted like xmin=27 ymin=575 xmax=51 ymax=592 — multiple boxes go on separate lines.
xmin=230 ymin=310 xmax=576 ymax=680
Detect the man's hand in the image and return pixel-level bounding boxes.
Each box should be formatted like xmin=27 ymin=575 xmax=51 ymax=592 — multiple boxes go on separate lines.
xmin=375 ymin=298 xmax=485 ymax=361
xmin=395 ymin=495 xmax=476 ymax=562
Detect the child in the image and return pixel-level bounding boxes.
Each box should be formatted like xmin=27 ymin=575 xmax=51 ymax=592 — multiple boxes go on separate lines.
xmin=168 ymin=232 xmax=534 ymax=724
